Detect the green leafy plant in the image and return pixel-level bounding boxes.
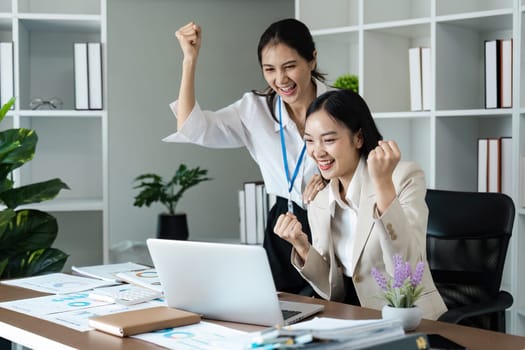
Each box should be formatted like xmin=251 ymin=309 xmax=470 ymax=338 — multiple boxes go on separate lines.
xmin=133 ymin=164 xmax=211 ymax=215
xmin=0 ymin=97 xmax=70 ymax=279
xmin=333 ymin=73 xmax=359 ymax=93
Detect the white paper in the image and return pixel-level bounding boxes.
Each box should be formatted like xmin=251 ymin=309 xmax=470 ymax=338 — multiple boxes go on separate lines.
xmin=132 ymin=321 xmax=247 ymax=350
xmin=0 ymin=292 xmax=111 ymax=316
xmin=44 ymin=299 xmax=167 ymax=332
xmin=1 ymin=273 xmax=116 ymax=293
xmin=72 ymin=262 xmax=149 ymax=282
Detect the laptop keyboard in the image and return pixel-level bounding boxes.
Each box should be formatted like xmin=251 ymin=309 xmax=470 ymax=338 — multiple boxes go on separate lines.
xmin=282 ymin=309 xmax=301 ymax=320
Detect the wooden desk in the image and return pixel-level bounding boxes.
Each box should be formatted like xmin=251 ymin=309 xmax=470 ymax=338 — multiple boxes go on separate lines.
xmin=1 ymin=284 xmax=525 ymax=350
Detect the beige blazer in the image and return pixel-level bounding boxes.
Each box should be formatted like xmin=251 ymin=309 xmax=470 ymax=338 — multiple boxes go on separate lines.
xmin=291 ymin=161 xmax=447 ymax=320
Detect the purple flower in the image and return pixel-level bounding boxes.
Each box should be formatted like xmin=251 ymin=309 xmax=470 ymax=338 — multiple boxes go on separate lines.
xmin=371 ymin=255 xmax=426 ymax=308
xmin=411 ymin=261 xmax=425 ymax=287
xmin=371 ymin=267 xmax=388 ymax=291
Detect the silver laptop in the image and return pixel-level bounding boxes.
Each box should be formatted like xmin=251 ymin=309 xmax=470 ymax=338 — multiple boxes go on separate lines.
xmin=146 ymin=238 xmax=324 ymax=326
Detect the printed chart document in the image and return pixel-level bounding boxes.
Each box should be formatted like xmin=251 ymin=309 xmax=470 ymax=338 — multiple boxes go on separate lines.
xmin=1 ymin=273 xmax=115 ymax=294
xmin=72 ymin=262 xmax=149 ymax=283
xmin=132 ymin=321 xmax=247 ymax=350
xmin=114 ymin=268 xmax=162 ymax=293
xmin=0 ymin=292 xmax=112 ymax=317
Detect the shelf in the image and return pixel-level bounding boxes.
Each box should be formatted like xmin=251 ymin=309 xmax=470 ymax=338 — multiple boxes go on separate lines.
xmin=19 ymin=198 xmax=104 ymax=212
xmin=436 ymin=1 xmax=513 ymax=17
xmin=435 ymin=109 xmax=513 ymax=118
xmin=373 ymin=111 xmax=431 ymax=119
xmin=363 ymin=18 xmax=431 ymax=32
xmin=18 ymin=0 xmax=101 ymax=15
xmin=17 ymin=14 xmax=101 ymax=31
xmin=19 ymin=110 xmax=105 ymax=118
xmin=436 ymin=9 xmax=513 ymax=28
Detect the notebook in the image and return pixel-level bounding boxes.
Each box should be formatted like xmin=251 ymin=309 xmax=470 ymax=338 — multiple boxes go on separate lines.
xmin=146 ymin=238 xmax=324 ymax=326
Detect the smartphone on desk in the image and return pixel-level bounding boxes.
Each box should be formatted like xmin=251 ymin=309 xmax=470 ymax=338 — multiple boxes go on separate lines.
xmin=428 ymin=334 xmax=467 ymax=350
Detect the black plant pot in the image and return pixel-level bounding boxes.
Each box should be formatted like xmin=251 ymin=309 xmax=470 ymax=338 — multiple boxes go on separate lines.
xmin=157 ymin=213 xmax=189 ymax=240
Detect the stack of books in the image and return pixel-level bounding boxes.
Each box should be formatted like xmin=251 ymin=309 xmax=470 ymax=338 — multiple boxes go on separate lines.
xmin=238 ymin=181 xmax=275 ymax=245
xmin=484 ymin=39 xmax=513 ymax=109
xmin=477 ymin=137 xmax=512 ymax=196
xmin=74 ymin=42 xmax=103 ymax=110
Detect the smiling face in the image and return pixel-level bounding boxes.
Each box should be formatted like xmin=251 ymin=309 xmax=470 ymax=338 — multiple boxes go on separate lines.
xmin=261 ymin=42 xmax=316 ymax=108
xmin=304 ymin=109 xmax=363 ymax=189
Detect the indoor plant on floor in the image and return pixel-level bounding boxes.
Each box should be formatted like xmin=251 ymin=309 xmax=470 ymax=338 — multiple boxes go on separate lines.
xmin=0 ymin=97 xmax=70 ymax=279
xmin=133 ymin=164 xmax=211 ymax=240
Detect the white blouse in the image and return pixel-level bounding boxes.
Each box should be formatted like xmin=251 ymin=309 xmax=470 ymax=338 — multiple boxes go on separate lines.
xmin=327 ymin=158 xmax=365 ymax=276
xmin=164 ymin=80 xmax=329 ymax=208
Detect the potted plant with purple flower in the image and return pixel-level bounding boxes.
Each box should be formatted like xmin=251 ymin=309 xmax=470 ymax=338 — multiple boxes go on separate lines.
xmin=371 ymin=254 xmax=425 ymax=330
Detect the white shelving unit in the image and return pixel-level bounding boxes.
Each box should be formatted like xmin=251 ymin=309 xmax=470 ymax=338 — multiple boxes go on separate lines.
xmin=0 ymin=0 xmax=107 ymax=270
xmin=296 ymin=0 xmax=525 ymax=336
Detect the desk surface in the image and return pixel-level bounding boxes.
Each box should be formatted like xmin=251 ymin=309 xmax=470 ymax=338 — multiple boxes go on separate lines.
xmin=1 ymin=284 xmax=525 ymax=350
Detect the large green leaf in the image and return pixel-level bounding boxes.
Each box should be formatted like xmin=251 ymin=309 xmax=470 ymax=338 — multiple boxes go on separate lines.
xmin=0 ymin=179 xmax=69 ymax=209
xmin=0 ymin=208 xmax=15 ymax=241
xmin=2 ymin=248 xmax=68 ymax=279
xmin=0 ymin=128 xmax=37 ymax=178
xmin=0 ymin=209 xmax=58 ymax=257
xmin=0 ymin=97 xmax=15 ymax=124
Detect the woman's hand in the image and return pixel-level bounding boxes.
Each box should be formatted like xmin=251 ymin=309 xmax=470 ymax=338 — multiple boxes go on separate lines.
xmin=303 ymin=174 xmax=326 ymax=204
xmin=175 ymin=22 xmax=202 ymax=62
xmin=273 ymin=212 xmax=310 ymax=261
xmin=367 ymin=140 xmax=400 ymax=214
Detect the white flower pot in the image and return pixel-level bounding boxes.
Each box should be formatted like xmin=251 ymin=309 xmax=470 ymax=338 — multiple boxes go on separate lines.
xmin=381 ymin=304 xmax=422 ymax=331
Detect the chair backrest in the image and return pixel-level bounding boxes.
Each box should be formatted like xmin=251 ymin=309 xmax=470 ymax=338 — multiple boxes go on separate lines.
xmin=425 ymin=189 xmax=515 ymax=313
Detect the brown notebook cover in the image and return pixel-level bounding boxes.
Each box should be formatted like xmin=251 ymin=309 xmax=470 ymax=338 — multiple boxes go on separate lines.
xmin=88 ymin=306 xmax=201 ymax=337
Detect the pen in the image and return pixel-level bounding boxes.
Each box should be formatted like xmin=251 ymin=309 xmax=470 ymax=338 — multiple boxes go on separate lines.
xmin=251 ymin=337 xmax=294 ymax=350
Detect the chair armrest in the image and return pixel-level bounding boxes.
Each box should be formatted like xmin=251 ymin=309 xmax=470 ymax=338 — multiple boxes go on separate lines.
xmin=438 ymin=291 xmax=513 ymax=324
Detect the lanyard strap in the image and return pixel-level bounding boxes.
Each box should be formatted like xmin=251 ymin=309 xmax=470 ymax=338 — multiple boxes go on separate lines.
xmin=278 ymin=96 xmax=307 ymax=194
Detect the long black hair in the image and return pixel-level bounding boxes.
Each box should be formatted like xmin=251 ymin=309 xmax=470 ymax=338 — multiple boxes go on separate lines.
xmin=252 ymin=18 xmax=325 ymax=122
xmin=306 ymin=89 xmax=383 ymax=158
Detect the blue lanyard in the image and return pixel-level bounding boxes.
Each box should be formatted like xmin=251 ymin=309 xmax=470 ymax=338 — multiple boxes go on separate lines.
xmin=278 ymin=96 xmax=307 ymax=212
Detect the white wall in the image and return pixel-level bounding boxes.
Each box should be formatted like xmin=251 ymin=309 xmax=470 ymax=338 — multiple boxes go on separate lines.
xmin=107 ymin=0 xmax=294 ymax=247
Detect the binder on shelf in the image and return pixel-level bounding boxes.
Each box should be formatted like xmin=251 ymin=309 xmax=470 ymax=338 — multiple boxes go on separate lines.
xmin=87 ymin=42 xmax=103 ymax=110
xmin=499 ymin=39 xmax=513 ymax=108
xmin=421 ymin=47 xmax=431 ymax=111
xmin=238 ymin=189 xmax=246 ymax=244
xmin=484 ymin=40 xmax=498 ymax=109
xmin=500 ymin=137 xmax=512 ymax=196
xmin=408 ymin=47 xmax=422 ymax=111
xmin=243 ymin=182 xmax=258 ymax=245
xmin=240 ymin=181 xmax=267 ymax=245
xmin=256 ymin=183 xmax=266 ymax=245
xmin=74 ymin=42 xmax=89 ymax=110
xmin=478 ymin=138 xmax=488 ymax=192
xmin=488 ymin=138 xmax=501 ymax=193
xmin=0 ymin=42 xmax=14 ymax=109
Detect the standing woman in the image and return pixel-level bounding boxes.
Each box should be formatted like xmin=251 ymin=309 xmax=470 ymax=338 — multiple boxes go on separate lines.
xmin=164 ymin=18 xmax=328 ymax=294
xmin=274 ymin=89 xmax=447 ymax=319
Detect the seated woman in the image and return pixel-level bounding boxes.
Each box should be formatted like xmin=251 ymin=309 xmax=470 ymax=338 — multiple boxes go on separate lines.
xmin=273 ymin=89 xmax=447 ymax=320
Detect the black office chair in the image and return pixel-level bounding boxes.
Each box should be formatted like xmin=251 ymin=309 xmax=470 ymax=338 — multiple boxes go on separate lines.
xmin=425 ymin=189 xmax=515 ymax=333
